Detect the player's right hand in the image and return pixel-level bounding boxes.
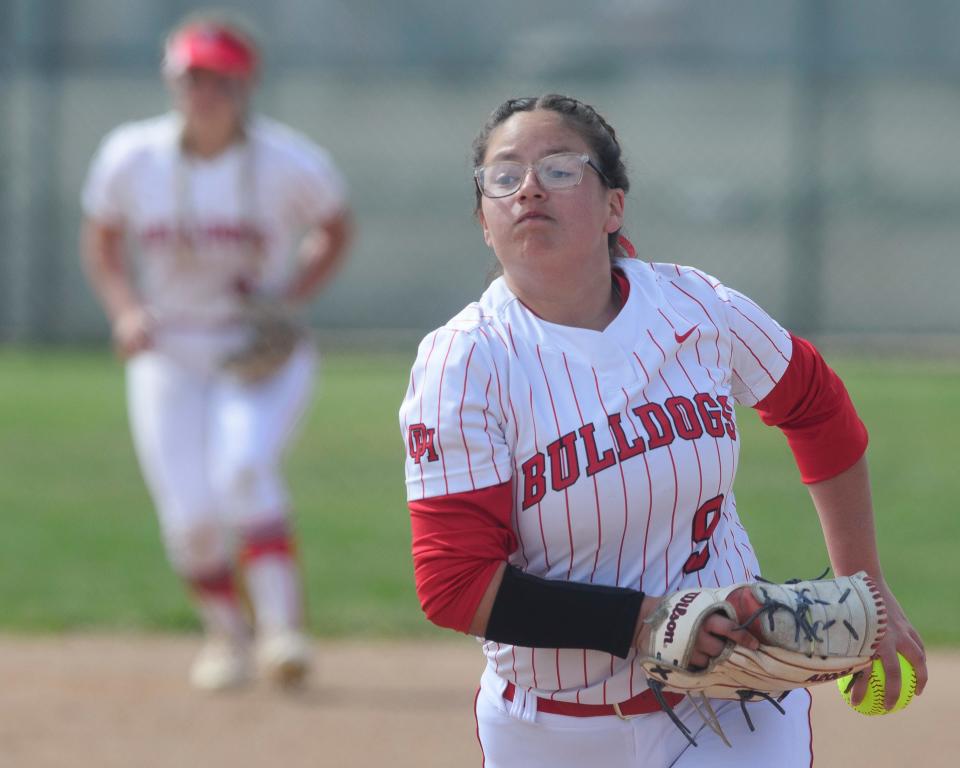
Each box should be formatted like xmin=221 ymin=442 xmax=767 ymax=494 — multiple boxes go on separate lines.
xmin=112 ymin=306 xmax=154 ymax=359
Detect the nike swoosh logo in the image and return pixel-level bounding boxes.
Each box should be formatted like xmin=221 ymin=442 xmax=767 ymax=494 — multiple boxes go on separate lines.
xmin=674 ymin=325 xmax=698 ymax=344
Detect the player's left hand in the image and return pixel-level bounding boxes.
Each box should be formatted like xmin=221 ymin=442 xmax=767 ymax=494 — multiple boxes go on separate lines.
xmin=849 ymin=577 xmax=927 ymax=710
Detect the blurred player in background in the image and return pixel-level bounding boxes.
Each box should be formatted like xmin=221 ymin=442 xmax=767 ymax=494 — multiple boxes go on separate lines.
xmin=399 ymin=94 xmax=925 ymax=765
xmin=81 ymin=10 xmax=352 ymax=691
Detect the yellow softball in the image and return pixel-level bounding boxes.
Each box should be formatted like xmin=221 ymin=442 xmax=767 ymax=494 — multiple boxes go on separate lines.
xmin=837 ymin=653 xmax=917 ymax=715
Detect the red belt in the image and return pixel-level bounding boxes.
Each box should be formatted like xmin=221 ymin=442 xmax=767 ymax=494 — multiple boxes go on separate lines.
xmin=503 ymin=681 xmax=683 ymax=719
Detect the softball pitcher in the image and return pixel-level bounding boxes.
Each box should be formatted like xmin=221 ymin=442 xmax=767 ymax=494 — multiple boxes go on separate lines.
xmin=399 ymin=94 xmax=926 ymax=765
xmin=81 ymin=11 xmax=352 ymax=691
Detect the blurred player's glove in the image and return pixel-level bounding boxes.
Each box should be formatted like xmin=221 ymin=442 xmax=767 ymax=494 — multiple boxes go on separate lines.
xmin=222 ymin=301 xmax=305 ymax=384
xmin=637 ymin=571 xmax=886 ymax=747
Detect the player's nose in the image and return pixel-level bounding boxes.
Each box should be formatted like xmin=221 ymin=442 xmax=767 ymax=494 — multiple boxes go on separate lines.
xmin=516 ymin=167 xmax=547 ymax=200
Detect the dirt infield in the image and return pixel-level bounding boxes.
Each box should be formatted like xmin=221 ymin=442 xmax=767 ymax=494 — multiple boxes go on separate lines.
xmin=0 ymin=634 xmax=955 ymax=767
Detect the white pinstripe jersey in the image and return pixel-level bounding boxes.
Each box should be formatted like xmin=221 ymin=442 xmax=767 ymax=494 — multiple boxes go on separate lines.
xmin=82 ymin=113 xmax=347 ymax=324
xmin=400 ymin=257 xmax=792 ymax=705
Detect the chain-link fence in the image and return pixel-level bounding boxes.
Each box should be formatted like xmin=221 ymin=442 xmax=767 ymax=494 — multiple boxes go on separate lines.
xmin=2 ymin=0 xmax=959 ymax=343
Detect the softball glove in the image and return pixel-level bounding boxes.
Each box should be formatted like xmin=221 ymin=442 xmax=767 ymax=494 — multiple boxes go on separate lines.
xmin=222 ymin=301 xmax=305 ymax=384
xmin=637 ymin=571 xmax=886 ymax=746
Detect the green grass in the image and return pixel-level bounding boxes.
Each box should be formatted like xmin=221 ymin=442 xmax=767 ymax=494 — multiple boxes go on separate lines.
xmin=1 ymin=349 xmax=957 ymax=645
xmin=0 ymin=348 xmax=435 ymax=638
xmin=735 ymin=356 xmax=960 ymax=646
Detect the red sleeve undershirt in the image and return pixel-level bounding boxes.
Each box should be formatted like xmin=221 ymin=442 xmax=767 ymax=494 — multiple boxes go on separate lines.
xmin=408 ymin=481 xmax=516 ymax=633
xmin=753 ymin=333 xmax=868 ymax=484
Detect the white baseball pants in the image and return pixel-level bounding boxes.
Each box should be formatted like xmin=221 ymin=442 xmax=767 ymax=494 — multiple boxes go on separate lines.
xmin=125 ymin=335 xmax=316 ymax=575
xmin=475 ymin=673 xmax=813 ymax=767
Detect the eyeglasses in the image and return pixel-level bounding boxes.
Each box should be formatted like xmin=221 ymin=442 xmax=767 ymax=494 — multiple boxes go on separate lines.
xmin=474 ymin=152 xmax=611 ymax=198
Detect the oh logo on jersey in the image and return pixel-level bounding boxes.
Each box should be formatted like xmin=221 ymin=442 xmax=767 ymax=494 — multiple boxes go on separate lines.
xmin=407 ymin=423 xmax=439 ymax=464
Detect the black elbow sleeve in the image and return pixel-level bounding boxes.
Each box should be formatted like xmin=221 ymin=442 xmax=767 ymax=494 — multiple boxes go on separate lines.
xmin=484 ymin=566 xmax=645 ymax=659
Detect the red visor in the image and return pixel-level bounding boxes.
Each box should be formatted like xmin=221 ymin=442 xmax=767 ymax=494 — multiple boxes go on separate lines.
xmin=164 ymin=24 xmax=257 ymax=79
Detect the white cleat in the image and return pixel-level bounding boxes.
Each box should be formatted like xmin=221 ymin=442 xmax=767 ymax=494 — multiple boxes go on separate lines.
xmin=189 ymin=639 xmax=252 ymax=692
xmin=257 ymin=630 xmax=312 ymax=689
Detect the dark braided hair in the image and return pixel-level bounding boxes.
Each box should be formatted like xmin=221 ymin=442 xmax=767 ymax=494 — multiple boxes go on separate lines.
xmin=471 ymin=94 xmax=630 ymax=259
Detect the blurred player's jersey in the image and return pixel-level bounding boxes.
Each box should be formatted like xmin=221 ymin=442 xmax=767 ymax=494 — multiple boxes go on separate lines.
xmin=83 ymin=112 xmax=347 ymax=324
xmin=400 ymin=258 xmax=793 ymax=705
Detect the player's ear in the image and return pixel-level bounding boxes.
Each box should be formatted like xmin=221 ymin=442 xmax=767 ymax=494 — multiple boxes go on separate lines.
xmin=604 ymin=188 xmax=625 ymax=235
xmin=478 ymin=208 xmax=494 ymax=248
